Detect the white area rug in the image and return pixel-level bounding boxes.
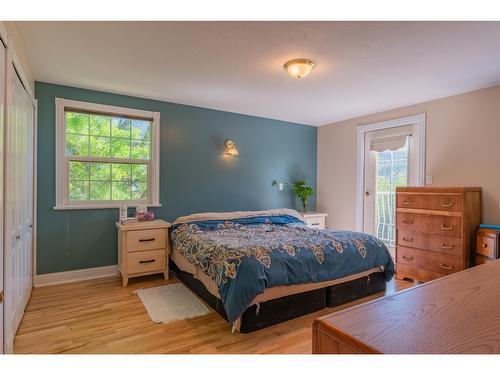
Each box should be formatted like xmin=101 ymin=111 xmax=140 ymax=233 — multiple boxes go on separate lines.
xmin=137 ymin=283 xmax=211 ymax=324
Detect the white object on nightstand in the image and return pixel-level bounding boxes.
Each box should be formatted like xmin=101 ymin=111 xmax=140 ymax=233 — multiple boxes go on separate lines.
xmin=116 ymin=219 xmax=171 ymax=287
xmin=301 ymin=212 xmax=328 ymax=229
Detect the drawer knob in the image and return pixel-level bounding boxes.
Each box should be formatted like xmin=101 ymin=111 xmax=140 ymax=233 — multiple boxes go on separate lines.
xmin=402 ymin=237 xmax=413 ymax=242
xmin=402 ymin=219 xmax=414 ymax=224
xmin=139 ymin=238 xmax=156 ymax=242
xmin=440 ymin=224 xmax=453 ymax=231
xmin=139 ymin=259 xmax=156 ymax=264
xmin=441 ymin=201 xmax=454 ymax=207
xmin=440 ymin=243 xmax=454 ymax=249
xmin=402 ymin=255 xmax=413 ymax=261
xmin=439 ymin=264 xmax=453 ymax=270
xmin=482 ymin=244 xmax=488 ymax=248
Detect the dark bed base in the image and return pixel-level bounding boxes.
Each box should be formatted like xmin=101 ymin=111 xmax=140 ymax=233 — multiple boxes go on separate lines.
xmin=171 ymin=262 xmax=386 ymax=333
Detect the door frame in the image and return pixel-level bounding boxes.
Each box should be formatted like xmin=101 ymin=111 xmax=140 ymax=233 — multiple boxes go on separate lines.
xmin=355 ymin=113 xmax=426 ymax=232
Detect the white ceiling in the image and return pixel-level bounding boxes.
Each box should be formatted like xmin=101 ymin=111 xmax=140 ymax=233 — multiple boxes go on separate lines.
xmin=14 ymin=21 xmax=500 ymax=126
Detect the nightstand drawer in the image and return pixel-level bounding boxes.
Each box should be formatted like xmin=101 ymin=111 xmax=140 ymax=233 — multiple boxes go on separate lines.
xmin=305 ymin=216 xmax=325 ymax=229
xmin=476 ymin=235 xmax=496 ymax=258
xmin=127 ymin=249 xmax=166 ymax=274
xmin=126 ymin=228 xmax=166 ymax=252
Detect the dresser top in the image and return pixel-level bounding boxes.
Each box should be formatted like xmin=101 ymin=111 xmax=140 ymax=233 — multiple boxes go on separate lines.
xmin=116 ymin=219 xmax=171 ymax=231
xmin=315 ymin=260 xmax=500 ymax=353
xmin=396 ymin=186 xmax=482 ymax=193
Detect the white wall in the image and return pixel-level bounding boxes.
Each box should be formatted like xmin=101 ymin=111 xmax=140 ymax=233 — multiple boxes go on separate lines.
xmin=318 ymin=84 xmax=500 ymax=230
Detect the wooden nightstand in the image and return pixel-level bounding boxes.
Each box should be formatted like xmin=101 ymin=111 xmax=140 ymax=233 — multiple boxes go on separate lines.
xmin=476 ymin=227 xmax=500 ymax=265
xmin=116 ymin=219 xmax=171 ymax=287
xmin=301 ymin=212 xmax=328 ymax=229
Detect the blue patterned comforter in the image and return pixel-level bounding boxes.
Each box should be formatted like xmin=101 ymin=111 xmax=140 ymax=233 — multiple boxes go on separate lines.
xmin=171 ymin=214 xmax=395 ymax=322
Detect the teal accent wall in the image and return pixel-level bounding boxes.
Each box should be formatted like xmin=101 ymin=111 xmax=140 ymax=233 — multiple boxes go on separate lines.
xmin=36 ymin=82 xmax=317 ymax=275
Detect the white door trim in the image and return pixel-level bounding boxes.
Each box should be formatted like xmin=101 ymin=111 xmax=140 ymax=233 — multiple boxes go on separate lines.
xmin=355 ymin=113 xmax=426 ymax=232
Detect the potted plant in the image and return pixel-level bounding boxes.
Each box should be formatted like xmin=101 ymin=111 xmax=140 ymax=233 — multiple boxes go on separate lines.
xmin=292 ymin=180 xmax=314 ymax=212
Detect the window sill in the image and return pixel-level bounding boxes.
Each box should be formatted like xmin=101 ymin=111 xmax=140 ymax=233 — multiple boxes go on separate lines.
xmin=53 ymin=203 xmax=162 ymax=211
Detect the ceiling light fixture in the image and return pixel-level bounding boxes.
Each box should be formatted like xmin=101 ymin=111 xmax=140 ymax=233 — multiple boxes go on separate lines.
xmin=283 ymin=58 xmax=316 ymax=79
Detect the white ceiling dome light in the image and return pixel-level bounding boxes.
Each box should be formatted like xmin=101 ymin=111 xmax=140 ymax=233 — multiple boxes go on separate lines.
xmin=283 ymin=58 xmax=316 ymax=79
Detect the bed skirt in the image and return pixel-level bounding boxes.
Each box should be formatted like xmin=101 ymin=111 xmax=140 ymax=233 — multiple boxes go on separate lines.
xmin=171 ymin=262 xmax=387 ymax=333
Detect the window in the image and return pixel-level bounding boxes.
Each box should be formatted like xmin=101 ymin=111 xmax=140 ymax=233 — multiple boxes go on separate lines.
xmin=55 ymin=98 xmax=160 ymax=209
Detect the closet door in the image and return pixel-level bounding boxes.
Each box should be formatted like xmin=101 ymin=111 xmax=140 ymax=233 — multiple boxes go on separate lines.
xmin=4 ymin=61 xmax=34 ymax=353
xmin=0 ymin=39 xmax=5 ymax=355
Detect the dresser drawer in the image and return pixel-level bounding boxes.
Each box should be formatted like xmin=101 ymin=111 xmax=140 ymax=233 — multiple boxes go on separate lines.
xmin=396 ymin=263 xmax=445 ymax=282
xmin=397 ymin=231 xmax=462 ymax=256
xmin=397 ymin=246 xmax=461 ymax=275
xmin=415 ymin=214 xmax=462 ymax=238
xmin=127 ymin=249 xmax=166 ymax=274
xmin=126 ymin=228 xmax=167 ymax=252
xmin=476 ymin=235 xmax=496 ymax=258
xmin=397 ymin=193 xmax=462 ymax=212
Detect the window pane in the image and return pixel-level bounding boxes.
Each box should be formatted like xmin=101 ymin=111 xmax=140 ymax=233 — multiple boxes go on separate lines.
xmin=132 ymin=181 xmax=148 ymax=200
xmin=90 ymin=181 xmax=111 ymax=200
xmin=89 ymin=136 xmax=111 ymax=157
xmin=131 ymin=120 xmax=151 ymax=140
xmin=131 ymin=164 xmax=148 ymax=181
xmin=66 ymin=134 xmax=89 ymax=156
xmin=69 ymin=161 xmax=89 ymax=180
xmin=112 ymin=163 xmax=131 ymax=181
xmin=90 ymin=115 xmax=111 ymax=137
xmin=131 ymin=140 xmax=150 ymax=160
xmin=66 ymin=112 xmax=89 ymax=134
xmin=111 ymin=118 xmax=131 ymax=138
xmin=111 ymin=138 xmax=131 ymax=158
xmin=89 ymin=162 xmax=110 ymax=181
xmin=112 ymin=181 xmax=131 ymax=200
xmin=69 ymin=181 xmax=89 ymax=201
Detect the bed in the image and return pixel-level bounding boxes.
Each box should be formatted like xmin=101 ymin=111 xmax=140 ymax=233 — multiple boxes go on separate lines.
xmin=170 ymin=209 xmax=395 ymax=332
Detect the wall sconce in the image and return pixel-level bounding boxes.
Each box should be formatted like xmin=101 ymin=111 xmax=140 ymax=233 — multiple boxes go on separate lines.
xmin=272 ymin=180 xmax=290 ymax=191
xmin=225 ymin=140 xmax=239 ymax=156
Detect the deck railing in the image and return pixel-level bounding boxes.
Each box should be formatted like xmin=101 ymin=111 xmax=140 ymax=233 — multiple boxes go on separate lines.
xmin=375 ymin=191 xmax=396 ymax=246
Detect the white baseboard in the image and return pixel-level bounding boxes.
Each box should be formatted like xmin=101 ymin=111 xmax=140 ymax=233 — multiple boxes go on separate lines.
xmin=34 ymin=265 xmax=119 ymax=287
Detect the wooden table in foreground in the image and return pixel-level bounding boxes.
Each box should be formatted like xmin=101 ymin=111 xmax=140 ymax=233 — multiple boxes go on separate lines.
xmin=313 ymin=260 xmax=500 ymax=354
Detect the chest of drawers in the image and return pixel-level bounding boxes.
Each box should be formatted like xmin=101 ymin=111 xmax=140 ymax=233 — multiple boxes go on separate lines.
xmin=117 ymin=219 xmax=171 ymax=287
xmin=395 ymin=187 xmax=482 ymax=282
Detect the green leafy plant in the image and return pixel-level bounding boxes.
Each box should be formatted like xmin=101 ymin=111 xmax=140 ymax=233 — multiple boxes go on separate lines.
xmin=292 ymin=180 xmax=314 ymax=212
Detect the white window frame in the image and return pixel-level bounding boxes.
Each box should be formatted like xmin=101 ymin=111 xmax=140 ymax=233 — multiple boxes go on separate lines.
xmin=54 ymin=98 xmax=161 ymax=210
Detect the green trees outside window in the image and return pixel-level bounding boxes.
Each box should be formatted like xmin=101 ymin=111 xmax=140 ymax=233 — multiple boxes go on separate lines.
xmin=66 ymin=111 xmax=151 ymax=202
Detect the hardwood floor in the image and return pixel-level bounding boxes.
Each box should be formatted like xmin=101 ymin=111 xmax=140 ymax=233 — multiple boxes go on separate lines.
xmin=14 ymin=275 xmax=415 ymax=354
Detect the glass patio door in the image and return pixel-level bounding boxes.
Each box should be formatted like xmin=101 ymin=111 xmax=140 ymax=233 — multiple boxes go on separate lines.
xmin=363 ymin=124 xmax=420 ymax=257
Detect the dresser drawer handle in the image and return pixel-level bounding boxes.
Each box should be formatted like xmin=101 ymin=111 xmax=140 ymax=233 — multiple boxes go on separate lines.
xmin=139 ymin=238 xmax=156 ymax=242
xmin=440 ymin=224 xmax=453 ymax=231
xmin=402 ymin=200 xmax=413 ymax=206
xmin=402 ymin=255 xmax=413 ymax=261
xmin=440 ymin=243 xmax=454 ymax=249
xmin=402 ymin=219 xmax=414 ymax=224
xmin=402 ymin=237 xmax=413 ymax=242
xmin=441 ymin=201 xmax=454 ymax=207
xmin=439 ymin=264 xmax=453 ymax=270
xmin=139 ymin=259 xmax=156 ymax=264
xmin=482 ymin=244 xmax=488 ymax=248
xmin=311 ymin=223 xmax=320 ymax=226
